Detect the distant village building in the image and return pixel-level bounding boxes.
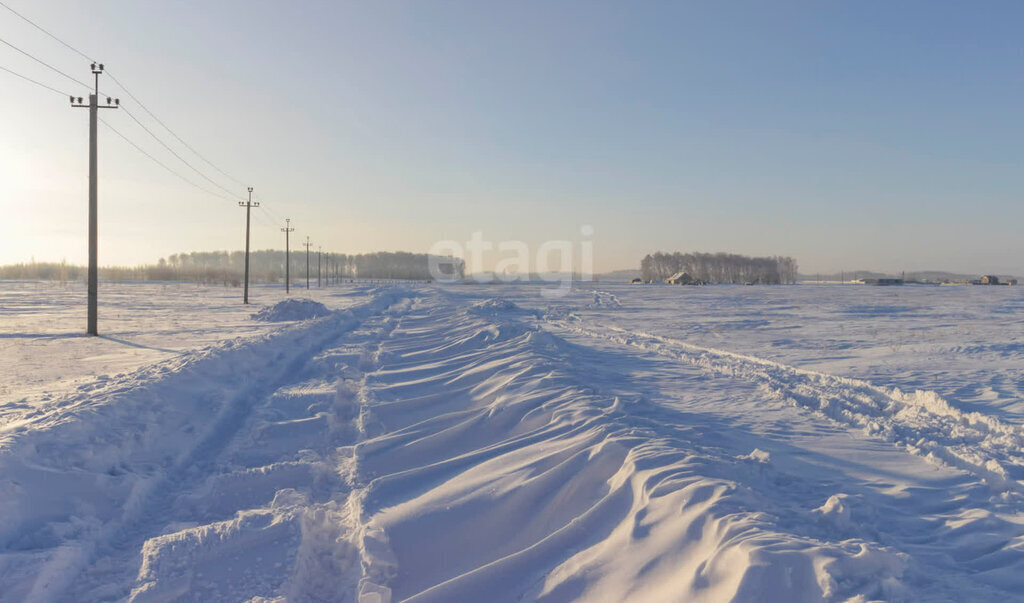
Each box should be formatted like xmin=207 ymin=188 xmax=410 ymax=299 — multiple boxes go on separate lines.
xmin=665 ymin=271 xmax=695 ymax=285
xmin=1007 ymin=279 xmax=1018 ymax=286
xmin=980 ymin=275 xmax=1000 ymax=285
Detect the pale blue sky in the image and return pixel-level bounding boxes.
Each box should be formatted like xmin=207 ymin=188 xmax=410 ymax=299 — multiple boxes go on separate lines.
xmin=1 ymin=1 xmax=1022 ymax=274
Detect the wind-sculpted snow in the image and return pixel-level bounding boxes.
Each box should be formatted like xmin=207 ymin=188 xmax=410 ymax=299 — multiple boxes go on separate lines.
xmin=547 ymin=317 xmax=1024 ymax=502
xmin=3 ymin=284 xmax=1024 ymax=600
xmin=336 ymin=294 xmax=911 ymax=601
xmin=466 ymin=297 xmax=540 ymax=318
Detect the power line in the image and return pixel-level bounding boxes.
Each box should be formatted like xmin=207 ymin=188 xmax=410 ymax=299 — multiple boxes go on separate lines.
xmin=120 ymin=105 xmax=245 ymax=201
xmin=253 ymin=206 xmax=280 ymax=230
xmin=258 ymin=204 xmax=280 ymax=226
xmin=0 ymin=0 xmax=95 ymax=63
xmin=106 ymin=70 xmax=248 ymax=188
xmin=257 ymin=197 xmax=286 ymax=223
xmin=100 ymin=117 xmax=239 ymax=204
xmin=0 ymin=63 xmax=73 ymax=96
xmin=0 ymin=1 xmax=251 ymax=199
xmin=0 ymin=34 xmax=92 ymax=90
xmin=1 ymin=1 xmax=290 ymax=219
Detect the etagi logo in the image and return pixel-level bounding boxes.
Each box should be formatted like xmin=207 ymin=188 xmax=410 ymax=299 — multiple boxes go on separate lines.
xmin=428 ymin=226 xmax=595 ymax=298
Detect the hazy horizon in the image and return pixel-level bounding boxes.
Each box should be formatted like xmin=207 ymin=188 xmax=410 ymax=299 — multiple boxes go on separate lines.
xmin=3 ymin=1 xmax=1023 ymax=275
xmin=5 ymin=247 xmax=1020 ymax=282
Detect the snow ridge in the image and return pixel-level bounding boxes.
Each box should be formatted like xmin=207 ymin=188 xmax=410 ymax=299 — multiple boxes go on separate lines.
xmin=549 ymin=316 xmax=1024 ymax=502
xmin=319 ymin=292 xmax=914 ymax=601
xmin=4 ymin=285 xmax=1023 ymax=600
xmin=0 ymin=288 xmax=410 ymax=601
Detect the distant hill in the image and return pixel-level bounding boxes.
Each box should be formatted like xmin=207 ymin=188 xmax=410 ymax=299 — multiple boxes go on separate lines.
xmin=799 ymin=270 xmax=1022 ymax=283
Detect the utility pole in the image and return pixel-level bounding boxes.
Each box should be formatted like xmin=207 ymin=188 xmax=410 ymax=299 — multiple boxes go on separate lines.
xmin=318 ymin=246 xmax=322 ymax=287
xmin=239 ymin=187 xmax=258 ymax=304
xmin=281 ymin=218 xmax=294 ymax=294
xmin=71 ymin=63 xmax=119 ymax=336
xmin=303 ymin=237 xmax=312 ymax=290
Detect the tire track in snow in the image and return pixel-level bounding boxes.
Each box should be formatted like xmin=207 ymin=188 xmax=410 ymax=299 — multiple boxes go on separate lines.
xmin=545 ymin=316 xmax=1024 ymax=503
xmin=122 ymin=294 xmax=416 ymax=602
xmin=1 ymin=290 xmax=411 ymax=602
xmin=331 ymin=296 xmax=410 ymax=603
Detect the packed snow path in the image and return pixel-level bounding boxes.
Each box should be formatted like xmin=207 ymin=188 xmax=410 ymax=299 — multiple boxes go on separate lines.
xmin=1 ymin=285 xmax=1023 ymax=601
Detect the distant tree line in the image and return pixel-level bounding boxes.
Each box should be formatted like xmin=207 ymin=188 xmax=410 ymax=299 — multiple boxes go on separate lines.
xmin=0 ymin=251 xmax=465 ymax=284
xmin=0 ymin=260 xmax=84 ymax=283
xmin=640 ymin=252 xmax=798 ymax=284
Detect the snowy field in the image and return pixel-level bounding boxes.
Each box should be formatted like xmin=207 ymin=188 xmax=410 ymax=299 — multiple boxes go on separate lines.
xmin=1 ymin=280 xmax=1024 ymax=601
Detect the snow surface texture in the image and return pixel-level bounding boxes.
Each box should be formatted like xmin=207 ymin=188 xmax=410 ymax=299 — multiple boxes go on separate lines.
xmin=252 ymin=299 xmax=332 ymax=322
xmin=1 ymin=281 xmax=1023 ymax=601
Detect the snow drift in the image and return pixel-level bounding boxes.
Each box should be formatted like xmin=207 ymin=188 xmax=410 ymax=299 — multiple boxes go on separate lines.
xmin=252 ymin=298 xmax=331 ymax=322
xmin=2 ymin=283 xmax=1023 ymax=601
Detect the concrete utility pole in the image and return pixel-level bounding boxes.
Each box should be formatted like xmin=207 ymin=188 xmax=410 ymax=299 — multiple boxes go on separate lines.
xmin=317 ymin=246 xmax=322 ymax=287
xmin=71 ymin=63 xmax=119 ymax=336
xmin=281 ymin=218 xmax=294 ymax=294
xmin=239 ymin=187 xmax=258 ymax=304
xmin=303 ymin=237 xmax=312 ymax=290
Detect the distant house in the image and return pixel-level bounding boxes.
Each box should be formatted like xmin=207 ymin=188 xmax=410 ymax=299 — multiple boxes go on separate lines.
xmin=665 ymin=271 xmax=694 ymax=285
xmin=1007 ymin=279 xmax=1018 ymax=286
xmin=980 ymin=275 xmax=1000 ymax=285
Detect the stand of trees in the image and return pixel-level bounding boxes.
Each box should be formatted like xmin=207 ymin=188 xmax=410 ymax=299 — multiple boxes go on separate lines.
xmin=0 ymin=251 xmax=465 ymax=284
xmin=640 ymin=252 xmax=798 ymax=284
xmin=0 ymin=260 xmax=81 ymax=283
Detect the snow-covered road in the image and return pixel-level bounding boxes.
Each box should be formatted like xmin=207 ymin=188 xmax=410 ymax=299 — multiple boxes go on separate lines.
xmin=2 ymin=283 xmax=1024 ymax=601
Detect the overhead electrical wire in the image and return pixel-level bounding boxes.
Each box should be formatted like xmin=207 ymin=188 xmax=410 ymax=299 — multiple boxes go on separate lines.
xmin=105 ymin=71 xmax=249 ymax=188
xmin=0 ymin=60 xmax=236 ymax=208
xmin=259 ymin=204 xmax=287 ymax=229
xmin=256 ymin=196 xmax=286 ymax=222
xmin=0 ymin=34 xmax=92 ymax=90
xmin=1 ymin=0 xmax=297 ymax=225
xmin=0 ymin=62 xmax=240 ymax=211
xmin=1 ymin=1 xmax=252 ymax=196
xmin=0 ymin=0 xmax=94 ymax=63
xmin=0 ymin=62 xmax=73 ymax=96
xmin=253 ymin=207 xmax=281 ymax=230
xmin=100 ymin=117 xmax=241 ymax=204
xmin=120 ymin=106 xmax=246 ymax=201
